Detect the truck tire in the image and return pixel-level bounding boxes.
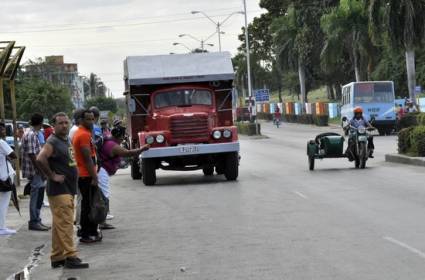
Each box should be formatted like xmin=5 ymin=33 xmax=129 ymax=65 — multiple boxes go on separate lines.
xmin=224 ymin=152 xmax=239 ymax=181
xmin=142 ymin=158 xmax=156 ymax=186
xmin=203 ymin=166 xmax=214 ymax=176
xmin=131 ymin=159 xmax=142 ymax=180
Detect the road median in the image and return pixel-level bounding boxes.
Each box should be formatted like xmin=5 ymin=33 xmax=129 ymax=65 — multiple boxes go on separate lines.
xmin=385 ymin=153 xmax=425 ymax=167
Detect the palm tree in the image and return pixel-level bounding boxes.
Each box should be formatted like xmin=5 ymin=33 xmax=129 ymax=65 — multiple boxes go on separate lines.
xmin=321 ymin=0 xmax=371 ymax=82
xmin=369 ymin=0 xmax=425 ymax=101
xmin=271 ymin=6 xmax=307 ymax=103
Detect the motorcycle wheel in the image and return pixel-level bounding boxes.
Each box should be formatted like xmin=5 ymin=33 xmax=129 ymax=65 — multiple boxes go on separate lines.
xmin=359 ymin=142 xmax=367 ymax=169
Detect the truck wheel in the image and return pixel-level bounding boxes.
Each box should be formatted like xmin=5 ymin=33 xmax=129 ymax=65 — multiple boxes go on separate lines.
xmin=131 ymin=159 xmax=142 ymax=180
xmin=308 ymin=156 xmax=315 ymax=171
xmin=203 ymin=166 xmax=214 ymax=176
xmin=142 ymin=158 xmax=156 ymax=186
xmin=224 ymin=152 xmax=239 ymax=181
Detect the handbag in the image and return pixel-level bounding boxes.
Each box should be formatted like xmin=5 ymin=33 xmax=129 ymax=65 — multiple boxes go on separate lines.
xmin=88 ymin=185 xmax=108 ymax=224
xmin=0 ymin=159 xmax=13 ymax=192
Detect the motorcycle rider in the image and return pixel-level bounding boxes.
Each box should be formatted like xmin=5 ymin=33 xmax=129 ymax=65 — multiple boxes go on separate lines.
xmin=274 ymin=107 xmax=282 ymax=126
xmin=345 ymin=107 xmax=375 ymax=159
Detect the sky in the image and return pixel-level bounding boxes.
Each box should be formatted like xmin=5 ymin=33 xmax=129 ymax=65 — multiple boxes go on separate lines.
xmin=0 ymin=0 xmax=264 ymax=98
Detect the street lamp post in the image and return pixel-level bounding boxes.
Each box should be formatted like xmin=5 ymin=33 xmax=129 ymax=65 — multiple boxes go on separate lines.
xmin=172 ymin=42 xmax=192 ymax=52
xmin=191 ymin=11 xmax=244 ymax=52
xmin=179 ymin=33 xmax=216 ymax=51
xmin=242 ymin=0 xmax=257 ymax=133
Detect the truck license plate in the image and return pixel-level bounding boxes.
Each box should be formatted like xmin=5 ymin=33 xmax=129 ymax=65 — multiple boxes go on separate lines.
xmin=179 ymin=146 xmax=199 ymax=153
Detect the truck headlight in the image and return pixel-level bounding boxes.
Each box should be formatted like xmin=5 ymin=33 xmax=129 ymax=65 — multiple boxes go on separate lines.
xmin=223 ymin=129 xmax=232 ymax=138
xmin=146 ymin=135 xmax=154 ymax=145
xmin=213 ymin=130 xmax=222 ymax=139
xmin=156 ymin=134 xmax=165 ymax=144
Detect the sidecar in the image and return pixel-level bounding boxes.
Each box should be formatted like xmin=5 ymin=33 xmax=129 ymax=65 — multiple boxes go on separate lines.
xmin=307 ymin=133 xmax=346 ymax=170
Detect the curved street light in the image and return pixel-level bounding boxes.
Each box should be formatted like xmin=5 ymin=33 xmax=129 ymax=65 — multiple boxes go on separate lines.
xmin=178 ymin=32 xmax=217 ymax=51
xmin=172 ymin=42 xmax=192 ymax=52
xmin=190 ymin=10 xmax=244 ymax=51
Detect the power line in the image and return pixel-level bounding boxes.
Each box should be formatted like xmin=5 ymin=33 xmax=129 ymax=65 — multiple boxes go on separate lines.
xmin=27 ymin=33 xmax=240 ymax=49
xmin=0 ymin=10 xmax=261 ymax=34
xmin=3 ymin=6 xmax=247 ymax=30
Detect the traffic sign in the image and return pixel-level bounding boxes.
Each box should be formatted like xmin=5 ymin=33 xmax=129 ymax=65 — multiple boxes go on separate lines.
xmin=415 ymin=85 xmax=422 ymax=93
xmin=254 ymin=89 xmax=270 ymax=103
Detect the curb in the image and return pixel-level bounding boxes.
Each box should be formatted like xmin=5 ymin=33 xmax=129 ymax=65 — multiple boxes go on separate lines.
xmin=385 ymin=153 xmax=425 ymax=167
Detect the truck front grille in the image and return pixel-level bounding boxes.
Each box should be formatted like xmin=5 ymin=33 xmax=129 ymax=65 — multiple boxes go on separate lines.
xmin=170 ymin=116 xmax=209 ymax=140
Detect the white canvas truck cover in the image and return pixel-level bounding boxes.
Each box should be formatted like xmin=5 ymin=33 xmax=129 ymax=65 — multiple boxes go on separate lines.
xmin=124 ymin=52 xmax=234 ymax=86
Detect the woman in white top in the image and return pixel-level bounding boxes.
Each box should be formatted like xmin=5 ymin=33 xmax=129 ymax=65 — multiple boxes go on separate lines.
xmin=0 ymin=122 xmax=17 ymax=235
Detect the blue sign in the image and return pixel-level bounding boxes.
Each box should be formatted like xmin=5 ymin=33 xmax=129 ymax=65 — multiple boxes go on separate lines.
xmin=415 ymin=86 xmax=422 ymax=93
xmin=254 ymin=89 xmax=270 ymax=103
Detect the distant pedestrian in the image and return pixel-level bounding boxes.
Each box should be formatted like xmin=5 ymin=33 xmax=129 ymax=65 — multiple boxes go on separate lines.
xmin=97 ymin=126 xmax=149 ymax=230
xmin=36 ymin=112 xmax=89 ymax=269
xmin=100 ymin=119 xmax=111 ymax=138
xmin=72 ymin=110 xmax=101 ymax=243
xmin=405 ymin=99 xmax=419 ymax=113
xmin=89 ymin=107 xmax=102 ymax=139
xmin=0 ymin=122 xmax=17 ymax=236
xmin=22 ymin=113 xmax=50 ymax=231
xmin=69 ymin=109 xmax=85 ymax=142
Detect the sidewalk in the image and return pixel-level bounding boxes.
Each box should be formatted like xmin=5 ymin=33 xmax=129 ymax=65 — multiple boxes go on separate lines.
xmin=0 ymin=182 xmax=52 ymax=280
xmin=385 ymin=153 xmax=425 ymax=167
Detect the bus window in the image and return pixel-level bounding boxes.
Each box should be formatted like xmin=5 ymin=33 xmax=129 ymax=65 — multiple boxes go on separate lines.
xmin=354 ymin=83 xmax=393 ymax=103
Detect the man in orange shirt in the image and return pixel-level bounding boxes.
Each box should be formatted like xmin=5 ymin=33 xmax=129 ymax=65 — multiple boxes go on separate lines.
xmin=72 ymin=110 xmax=101 ymax=243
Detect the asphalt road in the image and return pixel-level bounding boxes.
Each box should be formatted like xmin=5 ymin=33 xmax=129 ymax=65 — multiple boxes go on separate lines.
xmin=3 ymin=122 xmax=425 ymax=280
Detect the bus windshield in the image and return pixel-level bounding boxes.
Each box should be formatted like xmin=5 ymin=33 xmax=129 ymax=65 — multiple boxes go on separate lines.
xmin=154 ymin=89 xmax=212 ymax=108
xmin=354 ymin=83 xmax=394 ymax=103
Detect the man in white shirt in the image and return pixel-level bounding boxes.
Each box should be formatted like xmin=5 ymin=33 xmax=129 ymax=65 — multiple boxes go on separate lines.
xmin=69 ymin=109 xmax=85 ymax=141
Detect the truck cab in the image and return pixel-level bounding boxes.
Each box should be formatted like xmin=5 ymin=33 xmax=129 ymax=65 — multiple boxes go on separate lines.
xmin=124 ymin=52 xmax=239 ymax=185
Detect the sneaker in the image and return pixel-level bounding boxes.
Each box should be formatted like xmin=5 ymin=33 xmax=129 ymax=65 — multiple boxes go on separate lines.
xmin=43 ymin=201 xmax=50 ymax=207
xmin=28 ymin=224 xmax=49 ymax=231
xmin=79 ymin=235 xmax=102 ymax=244
xmin=51 ymin=260 xmax=65 ymax=269
xmin=40 ymin=223 xmax=51 ymax=230
xmin=64 ymin=257 xmax=89 ymax=269
xmin=99 ymin=223 xmax=115 ymax=230
xmin=106 ymin=214 xmax=114 ymax=220
xmin=0 ymin=228 xmax=16 ymax=235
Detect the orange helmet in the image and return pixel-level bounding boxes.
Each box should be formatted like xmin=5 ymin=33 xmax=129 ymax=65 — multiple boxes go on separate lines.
xmin=353 ymin=106 xmax=363 ymax=114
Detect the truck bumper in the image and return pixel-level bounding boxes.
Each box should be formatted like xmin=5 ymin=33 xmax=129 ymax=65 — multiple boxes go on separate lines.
xmin=141 ymin=142 xmax=240 ymax=159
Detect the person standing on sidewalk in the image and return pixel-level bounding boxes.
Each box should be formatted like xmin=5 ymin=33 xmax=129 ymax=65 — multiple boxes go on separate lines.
xmin=36 ymin=112 xmax=89 ymax=269
xmin=22 ymin=113 xmax=50 ymax=231
xmin=0 ymin=122 xmax=17 ymax=236
xmin=72 ymin=110 xmax=101 ymax=243
xmin=98 ymin=126 xmax=149 ymax=230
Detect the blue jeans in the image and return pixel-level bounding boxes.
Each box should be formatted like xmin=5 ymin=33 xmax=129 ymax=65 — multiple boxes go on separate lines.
xmin=29 ymin=174 xmax=45 ymax=226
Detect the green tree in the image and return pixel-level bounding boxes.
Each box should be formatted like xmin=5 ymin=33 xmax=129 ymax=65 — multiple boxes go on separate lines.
xmin=15 ymin=78 xmax=74 ymax=120
xmin=369 ymin=0 xmax=425 ymax=101
xmin=85 ymin=96 xmax=118 ymax=113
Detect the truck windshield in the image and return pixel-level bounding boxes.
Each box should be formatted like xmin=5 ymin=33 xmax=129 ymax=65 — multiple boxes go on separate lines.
xmin=354 ymin=83 xmax=394 ymax=104
xmin=154 ymin=89 xmax=212 ymax=108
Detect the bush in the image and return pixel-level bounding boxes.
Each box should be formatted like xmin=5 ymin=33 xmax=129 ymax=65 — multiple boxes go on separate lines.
xmin=313 ymin=115 xmax=329 ymax=126
xmin=416 ymin=113 xmax=425 ymax=126
xmin=398 ymin=127 xmax=415 ymax=154
xmin=410 ymin=126 xmax=425 ymax=157
xmin=256 ymin=112 xmax=273 ymax=121
xmin=398 ymin=113 xmax=419 ymax=130
xmin=236 ymin=122 xmax=261 ymax=136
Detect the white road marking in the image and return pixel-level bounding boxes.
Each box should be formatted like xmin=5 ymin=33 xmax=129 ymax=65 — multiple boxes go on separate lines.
xmin=293 ymin=191 xmax=308 ymax=200
xmin=383 ymin=236 xmax=425 ymax=259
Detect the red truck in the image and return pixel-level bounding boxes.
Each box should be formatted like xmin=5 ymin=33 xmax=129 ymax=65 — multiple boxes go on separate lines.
xmin=124 ymin=52 xmax=240 ymax=185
